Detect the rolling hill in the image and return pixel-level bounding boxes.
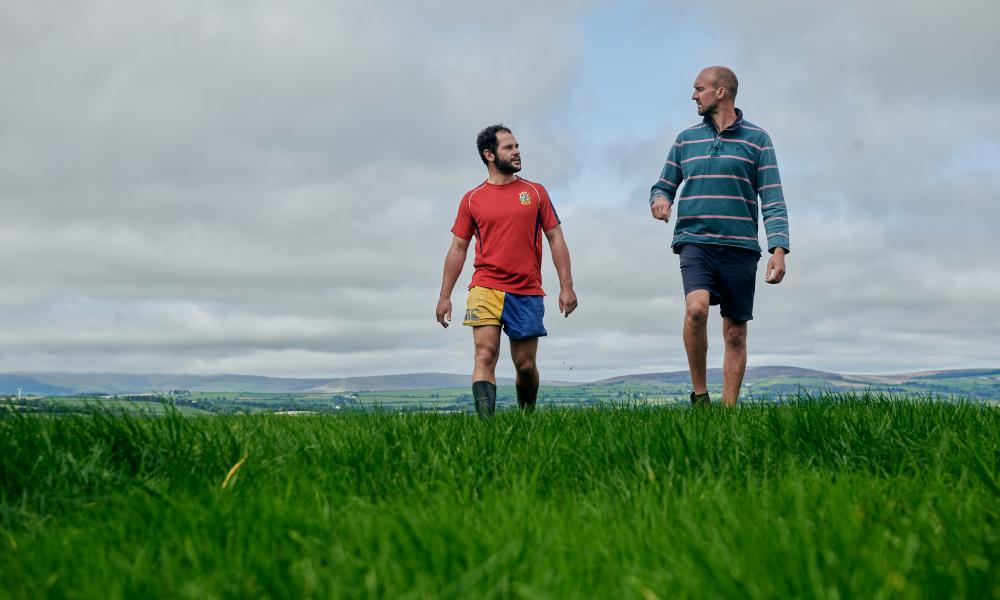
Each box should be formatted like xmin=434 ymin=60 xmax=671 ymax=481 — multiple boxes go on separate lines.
xmin=2 ymin=367 xmax=998 ymax=396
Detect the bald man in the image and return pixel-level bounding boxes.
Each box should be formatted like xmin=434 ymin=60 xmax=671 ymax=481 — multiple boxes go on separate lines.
xmin=649 ymin=66 xmax=790 ymax=407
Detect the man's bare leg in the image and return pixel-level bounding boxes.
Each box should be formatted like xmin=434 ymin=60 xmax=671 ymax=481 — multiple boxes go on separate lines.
xmin=472 ymin=325 xmax=501 ymax=417
xmin=684 ymin=290 xmax=711 ymax=396
xmin=721 ymin=317 xmax=748 ymax=407
xmin=510 ymin=337 xmax=539 ymax=411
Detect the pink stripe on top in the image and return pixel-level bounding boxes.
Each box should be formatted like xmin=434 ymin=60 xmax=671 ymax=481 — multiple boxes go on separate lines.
xmin=757 ymin=184 xmax=782 ymax=190
xmin=678 ymin=194 xmax=752 ymax=201
xmin=688 ymin=174 xmax=752 ymax=183
xmin=678 ymin=194 xmax=757 ymax=206
xmin=674 ymin=138 xmax=715 ymax=147
xmin=681 ymin=154 xmax=754 ymax=165
xmin=659 ymin=178 xmax=679 ymax=188
xmin=680 ymin=232 xmax=759 ymax=242
xmin=721 ymin=138 xmax=764 ymax=150
xmin=677 ymin=215 xmax=754 ymax=221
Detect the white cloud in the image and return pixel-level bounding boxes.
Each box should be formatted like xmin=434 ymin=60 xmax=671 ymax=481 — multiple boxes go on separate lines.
xmin=0 ymin=0 xmax=997 ymax=379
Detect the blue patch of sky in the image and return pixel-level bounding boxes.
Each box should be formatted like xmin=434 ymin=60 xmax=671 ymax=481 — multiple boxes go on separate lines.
xmin=568 ymin=1 xmax=720 ymax=139
xmin=547 ymin=1 xmax=745 ymax=209
xmin=938 ymin=140 xmax=1000 ymax=176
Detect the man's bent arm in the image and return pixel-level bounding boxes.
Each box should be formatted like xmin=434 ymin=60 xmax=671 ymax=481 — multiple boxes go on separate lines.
xmin=544 ymin=225 xmax=578 ymax=317
xmin=649 ymin=137 xmax=683 ymax=222
xmin=757 ymin=135 xmax=790 ymax=255
xmin=436 ymin=235 xmax=470 ymax=327
xmin=757 ymin=134 xmax=789 ymax=284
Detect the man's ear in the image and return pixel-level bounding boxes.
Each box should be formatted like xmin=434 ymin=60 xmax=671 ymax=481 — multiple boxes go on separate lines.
xmin=483 ymin=150 xmax=494 ymax=164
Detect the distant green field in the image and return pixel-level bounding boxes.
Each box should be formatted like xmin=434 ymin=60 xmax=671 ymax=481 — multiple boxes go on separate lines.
xmin=1 ymin=395 xmax=997 ymax=598
xmin=4 ymin=385 xmax=695 ymax=416
xmin=4 ymin=371 xmax=999 ymax=417
xmin=6 ymin=396 xmax=215 ymax=416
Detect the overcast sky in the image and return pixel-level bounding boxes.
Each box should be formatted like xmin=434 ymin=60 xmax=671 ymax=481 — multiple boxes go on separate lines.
xmin=2 ymin=0 xmax=998 ymax=380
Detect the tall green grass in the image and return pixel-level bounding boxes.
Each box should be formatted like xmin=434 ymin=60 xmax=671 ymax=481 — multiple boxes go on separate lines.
xmin=1 ymin=394 xmax=998 ymax=598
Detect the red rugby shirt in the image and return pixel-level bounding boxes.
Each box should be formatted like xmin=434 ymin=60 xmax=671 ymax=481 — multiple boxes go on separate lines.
xmin=451 ymin=177 xmax=561 ymax=295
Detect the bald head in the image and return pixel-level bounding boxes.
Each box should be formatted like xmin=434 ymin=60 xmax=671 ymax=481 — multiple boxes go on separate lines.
xmin=701 ymin=66 xmax=738 ymax=99
xmin=692 ymin=66 xmax=739 ymax=120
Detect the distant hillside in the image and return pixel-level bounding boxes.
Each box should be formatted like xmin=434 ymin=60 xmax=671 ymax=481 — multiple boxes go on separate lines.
xmin=847 ymin=368 xmax=1000 ymax=385
xmin=2 ymin=373 xmax=328 ymax=395
xmin=0 ymin=372 xmax=514 ymax=395
xmin=591 ymin=367 xmax=1000 ymax=400
xmin=2 ymin=367 xmax=997 ymax=396
xmin=593 ymin=366 xmax=845 ymax=386
xmin=0 ymin=375 xmax=76 ymax=396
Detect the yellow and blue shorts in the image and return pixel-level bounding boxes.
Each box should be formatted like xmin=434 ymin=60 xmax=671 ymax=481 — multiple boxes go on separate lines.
xmin=463 ymin=286 xmax=547 ymax=340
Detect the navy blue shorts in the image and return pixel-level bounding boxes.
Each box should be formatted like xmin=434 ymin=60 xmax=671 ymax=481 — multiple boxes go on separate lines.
xmin=678 ymin=243 xmax=760 ymax=321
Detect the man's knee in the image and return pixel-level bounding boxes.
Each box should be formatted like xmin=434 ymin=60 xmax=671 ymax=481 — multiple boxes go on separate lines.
xmin=510 ymin=338 xmax=539 ymax=376
xmin=474 ymin=343 xmax=500 ymax=367
xmin=685 ymin=303 xmax=709 ymax=326
xmin=514 ymin=355 xmax=537 ymax=376
xmin=723 ymin=322 xmax=748 ymax=348
xmin=685 ymin=290 xmax=710 ymax=323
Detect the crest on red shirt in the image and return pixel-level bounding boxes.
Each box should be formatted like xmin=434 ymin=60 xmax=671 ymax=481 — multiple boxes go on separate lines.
xmin=518 ymin=191 xmax=531 ymax=206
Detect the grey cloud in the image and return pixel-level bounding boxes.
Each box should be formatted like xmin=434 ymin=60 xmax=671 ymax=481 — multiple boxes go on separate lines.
xmin=1 ymin=1 xmax=592 ymax=376
xmin=1 ymin=0 xmax=997 ymax=379
xmin=2 ymin=1 xmax=582 ymax=210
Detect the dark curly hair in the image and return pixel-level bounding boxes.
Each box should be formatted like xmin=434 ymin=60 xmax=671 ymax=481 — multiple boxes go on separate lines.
xmin=476 ymin=124 xmax=512 ymax=165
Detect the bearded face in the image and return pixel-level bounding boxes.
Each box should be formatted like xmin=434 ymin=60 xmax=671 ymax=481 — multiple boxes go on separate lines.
xmin=494 ymin=154 xmax=521 ymax=174
xmin=491 ymin=131 xmax=521 ymax=174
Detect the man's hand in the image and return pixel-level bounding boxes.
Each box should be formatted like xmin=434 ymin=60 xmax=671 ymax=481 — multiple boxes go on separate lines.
xmin=559 ymin=287 xmax=578 ymax=317
xmin=650 ymin=196 xmax=672 ymax=222
xmin=765 ymin=248 xmax=787 ymax=284
xmin=436 ymin=297 xmax=452 ymax=327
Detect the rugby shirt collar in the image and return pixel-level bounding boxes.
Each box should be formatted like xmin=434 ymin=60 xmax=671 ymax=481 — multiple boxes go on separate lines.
xmin=703 ymin=107 xmax=744 ymax=134
xmin=483 ymin=175 xmax=522 ymax=188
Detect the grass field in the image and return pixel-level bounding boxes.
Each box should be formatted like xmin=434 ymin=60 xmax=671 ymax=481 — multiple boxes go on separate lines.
xmin=1 ymin=394 xmax=997 ymax=598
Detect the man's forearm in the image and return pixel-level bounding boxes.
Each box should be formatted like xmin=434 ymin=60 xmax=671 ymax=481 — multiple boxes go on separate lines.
xmin=550 ymin=239 xmax=574 ymax=290
xmin=439 ymin=248 xmax=466 ymax=298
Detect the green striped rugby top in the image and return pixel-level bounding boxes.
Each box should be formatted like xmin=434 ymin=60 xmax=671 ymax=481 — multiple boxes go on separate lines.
xmin=650 ymin=108 xmax=789 ymax=255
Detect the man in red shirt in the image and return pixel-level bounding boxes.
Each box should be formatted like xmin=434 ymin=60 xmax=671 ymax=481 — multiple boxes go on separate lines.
xmin=436 ymin=124 xmax=578 ymax=417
